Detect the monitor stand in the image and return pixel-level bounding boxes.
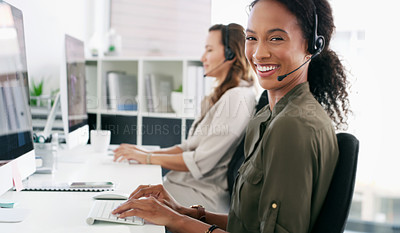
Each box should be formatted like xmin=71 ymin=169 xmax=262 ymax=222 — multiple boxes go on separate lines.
xmin=41 ymin=92 xmax=61 ymax=139
xmin=0 ymin=207 xmax=30 ymax=223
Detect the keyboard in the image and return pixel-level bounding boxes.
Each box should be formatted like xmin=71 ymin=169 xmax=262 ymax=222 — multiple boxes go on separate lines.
xmin=86 ymin=200 xmax=144 ymax=225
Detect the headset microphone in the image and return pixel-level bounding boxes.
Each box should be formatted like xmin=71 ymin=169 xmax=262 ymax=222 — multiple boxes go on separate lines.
xmin=204 ymin=25 xmax=235 ymax=78
xmin=277 ymin=7 xmax=325 ymax=82
xmin=203 ymin=59 xmax=227 ymax=77
xmin=277 ymin=52 xmax=318 ymax=81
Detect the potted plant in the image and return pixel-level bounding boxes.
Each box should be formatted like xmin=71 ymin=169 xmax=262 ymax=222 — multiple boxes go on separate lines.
xmin=171 ymin=85 xmax=183 ymax=115
xmin=30 ymin=78 xmax=44 ymax=106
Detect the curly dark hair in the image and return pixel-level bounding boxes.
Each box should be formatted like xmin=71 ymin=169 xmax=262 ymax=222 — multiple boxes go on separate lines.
xmin=249 ymin=0 xmax=350 ymax=130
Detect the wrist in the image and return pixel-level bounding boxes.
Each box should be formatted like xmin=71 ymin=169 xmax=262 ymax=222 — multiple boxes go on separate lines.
xmin=178 ymin=205 xmax=193 ymax=216
xmin=146 ymin=153 xmax=153 ymax=164
xmin=190 ymin=205 xmax=206 ymax=222
xmin=165 ymin=212 xmax=189 ymax=233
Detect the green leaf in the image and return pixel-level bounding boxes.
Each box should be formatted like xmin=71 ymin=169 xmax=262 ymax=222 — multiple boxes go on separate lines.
xmin=30 ymin=78 xmax=44 ymax=96
xmin=173 ymin=85 xmax=183 ymax=92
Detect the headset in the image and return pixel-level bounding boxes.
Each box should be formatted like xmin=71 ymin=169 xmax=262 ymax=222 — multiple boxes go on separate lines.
xmin=277 ymin=6 xmax=325 ymax=81
xmin=223 ymin=25 xmax=235 ymax=61
xmin=308 ymin=7 xmax=325 ymax=55
xmin=203 ymin=25 xmax=236 ymax=77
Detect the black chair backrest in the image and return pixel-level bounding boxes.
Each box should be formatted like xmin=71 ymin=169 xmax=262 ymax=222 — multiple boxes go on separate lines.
xmin=227 ymin=90 xmax=268 ymax=196
xmin=311 ymin=133 xmax=359 ymax=233
xmin=227 ymin=138 xmax=245 ymax=196
xmin=255 ymin=90 xmax=269 ymax=113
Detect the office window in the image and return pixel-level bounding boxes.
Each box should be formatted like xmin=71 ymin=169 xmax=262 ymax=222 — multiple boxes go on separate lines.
xmin=379 ymin=198 xmax=400 ymax=223
xmin=330 ymin=0 xmax=400 ymax=227
xmin=110 ymin=0 xmax=211 ymax=57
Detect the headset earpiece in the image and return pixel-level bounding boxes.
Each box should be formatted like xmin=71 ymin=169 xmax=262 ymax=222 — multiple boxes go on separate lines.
xmin=308 ymin=8 xmax=325 ymax=55
xmin=278 ymin=7 xmax=325 ymax=82
xmin=223 ymin=25 xmax=235 ymax=61
xmin=315 ymin=36 xmax=324 ymax=54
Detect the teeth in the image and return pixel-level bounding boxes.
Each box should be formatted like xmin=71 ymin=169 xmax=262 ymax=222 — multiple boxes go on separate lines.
xmin=256 ymin=65 xmax=277 ymax=72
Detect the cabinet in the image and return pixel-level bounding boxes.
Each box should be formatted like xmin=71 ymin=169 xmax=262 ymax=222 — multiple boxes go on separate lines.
xmin=85 ymin=57 xmax=203 ymax=147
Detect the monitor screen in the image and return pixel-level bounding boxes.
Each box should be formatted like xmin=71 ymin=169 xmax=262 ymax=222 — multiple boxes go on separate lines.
xmin=0 ymin=2 xmax=35 ymax=199
xmin=65 ymin=34 xmax=88 ymax=133
xmin=0 ymin=2 xmax=34 ymax=163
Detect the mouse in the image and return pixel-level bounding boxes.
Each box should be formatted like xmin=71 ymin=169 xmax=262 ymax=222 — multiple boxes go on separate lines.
xmin=92 ymin=191 xmax=129 ymax=200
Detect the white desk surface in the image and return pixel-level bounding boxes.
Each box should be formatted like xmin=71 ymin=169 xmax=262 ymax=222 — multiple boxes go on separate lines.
xmin=0 ymin=145 xmax=165 ymax=233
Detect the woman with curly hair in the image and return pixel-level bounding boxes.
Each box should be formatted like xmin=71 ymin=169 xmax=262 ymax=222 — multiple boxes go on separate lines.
xmin=112 ymin=0 xmax=351 ymax=232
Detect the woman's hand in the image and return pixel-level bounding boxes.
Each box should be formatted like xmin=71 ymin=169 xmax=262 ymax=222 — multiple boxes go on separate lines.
xmin=112 ymin=196 xmax=182 ymax=227
xmin=129 ymin=184 xmax=183 ymax=213
xmin=112 ymin=198 xmax=220 ymax=233
xmin=116 ymin=184 xmax=229 ymax=232
xmin=113 ymin=145 xmax=147 ymax=163
xmin=117 ymin=143 xmax=149 ymax=153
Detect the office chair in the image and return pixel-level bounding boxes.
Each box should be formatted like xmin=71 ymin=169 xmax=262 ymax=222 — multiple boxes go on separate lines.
xmin=227 ymin=90 xmax=268 ymax=196
xmin=311 ymin=132 xmax=360 ymax=233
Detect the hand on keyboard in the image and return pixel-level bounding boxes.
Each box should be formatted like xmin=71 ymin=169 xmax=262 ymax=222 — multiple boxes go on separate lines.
xmin=111 ymin=195 xmax=184 ymax=227
xmin=86 ymin=200 xmax=144 ymax=225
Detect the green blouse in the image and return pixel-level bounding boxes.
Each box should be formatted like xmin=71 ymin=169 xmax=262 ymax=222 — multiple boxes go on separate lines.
xmin=227 ymin=82 xmax=338 ymax=233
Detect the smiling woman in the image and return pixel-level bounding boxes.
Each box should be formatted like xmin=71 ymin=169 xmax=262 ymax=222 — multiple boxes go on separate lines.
xmin=110 ymin=0 xmax=350 ymax=232
xmin=245 ymin=0 xmax=349 ymax=128
xmin=245 ymin=1 xmax=310 ymax=101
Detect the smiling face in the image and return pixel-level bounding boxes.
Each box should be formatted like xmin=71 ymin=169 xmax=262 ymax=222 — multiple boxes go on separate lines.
xmin=245 ymin=0 xmax=309 ymax=92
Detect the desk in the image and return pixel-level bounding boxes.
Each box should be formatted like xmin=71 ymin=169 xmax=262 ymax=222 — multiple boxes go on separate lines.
xmin=0 ymin=145 xmax=165 ymax=233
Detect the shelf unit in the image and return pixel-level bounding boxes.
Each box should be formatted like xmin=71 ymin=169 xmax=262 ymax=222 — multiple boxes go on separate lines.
xmin=85 ymin=57 xmax=203 ymax=147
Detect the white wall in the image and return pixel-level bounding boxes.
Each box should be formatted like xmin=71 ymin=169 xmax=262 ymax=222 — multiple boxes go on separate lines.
xmin=6 ymin=0 xmax=91 ymax=94
xmin=211 ymin=0 xmax=252 ymax=28
xmin=9 ymin=0 xmax=250 ymax=94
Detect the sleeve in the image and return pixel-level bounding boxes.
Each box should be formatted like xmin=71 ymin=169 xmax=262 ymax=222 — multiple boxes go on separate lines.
xmin=177 ymin=139 xmax=189 ymax=151
xmin=258 ymin=118 xmax=318 ymax=233
xmin=177 ymin=114 xmax=202 ymax=151
xmin=183 ymin=88 xmax=255 ymax=179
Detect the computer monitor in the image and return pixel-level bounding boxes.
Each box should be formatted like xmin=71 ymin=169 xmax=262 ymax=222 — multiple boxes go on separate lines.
xmin=60 ymin=34 xmax=89 ymax=149
xmin=0 ymin=2 xmax=36 ymax=197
